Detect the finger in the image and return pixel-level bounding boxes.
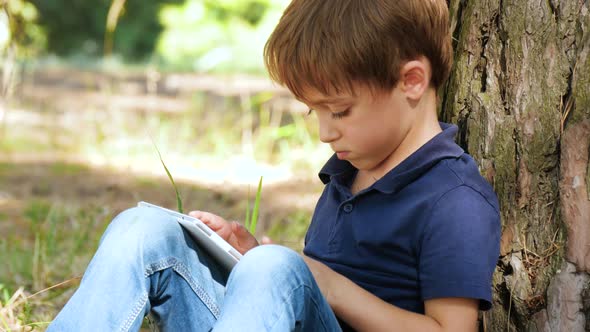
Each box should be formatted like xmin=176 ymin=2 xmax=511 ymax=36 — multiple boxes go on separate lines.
xmin=231 ymin=222 xmax=259 ymax=252
xmin=189 ymin=211 xmax=225 ymax=231
xmin=190 ymin=211 xmax=234 ymax=240
xmin=261 ymin=236 xmax=273 ymax=245
xmin=232 ymin=221 xmax=252 ymax=239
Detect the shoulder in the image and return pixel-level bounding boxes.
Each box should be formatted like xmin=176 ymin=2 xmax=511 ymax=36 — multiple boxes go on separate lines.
xmin=417 ymin=157 xmax=501 ymax=310
xmin=427 ymin=153 xmax=499 ymax=214
xmin=415 ymin=153 xmax=501 ymax=251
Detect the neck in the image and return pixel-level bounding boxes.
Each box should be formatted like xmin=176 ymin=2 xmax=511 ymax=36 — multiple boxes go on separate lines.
xmin=364 ymin=88 xmax=442 ymax=181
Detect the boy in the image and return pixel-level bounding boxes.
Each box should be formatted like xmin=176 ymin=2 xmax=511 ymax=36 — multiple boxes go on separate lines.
xmin=48 ymin=0 xmax=500 ymax=331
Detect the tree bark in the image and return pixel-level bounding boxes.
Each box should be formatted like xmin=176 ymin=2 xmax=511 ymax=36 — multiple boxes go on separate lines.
xmin=442 ymin=0 xmax=590 ymax=330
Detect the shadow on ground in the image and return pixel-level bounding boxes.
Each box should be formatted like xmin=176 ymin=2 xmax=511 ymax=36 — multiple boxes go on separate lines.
xmin=0 ymin=159 xmax=321 ymax=239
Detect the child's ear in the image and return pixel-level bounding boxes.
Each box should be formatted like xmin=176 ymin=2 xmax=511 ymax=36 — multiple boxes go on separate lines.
xmin=398 ymin=57 xmax=431 ymax=101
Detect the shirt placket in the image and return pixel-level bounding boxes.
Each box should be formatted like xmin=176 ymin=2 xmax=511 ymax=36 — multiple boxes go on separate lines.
xmin=327 ymin=180 xmax=355 ymax=253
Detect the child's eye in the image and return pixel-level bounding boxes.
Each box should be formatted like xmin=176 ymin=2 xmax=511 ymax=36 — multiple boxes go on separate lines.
xmin=307 ymin=108 xmax=313 ymax=116
xmin=331 ymin=108 xmax=350 ymax=119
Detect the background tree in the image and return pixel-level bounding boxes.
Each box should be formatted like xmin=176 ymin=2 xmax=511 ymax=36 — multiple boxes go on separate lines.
xmin=0 ymin=0 xmax=45 ymax=140
xmin=29 ymin=0 xmax=177 ymax=59
xmin=27 ymin=0 xmax=286 ymax=72
xmin=443 ymin=0 xmax=589 ymax=330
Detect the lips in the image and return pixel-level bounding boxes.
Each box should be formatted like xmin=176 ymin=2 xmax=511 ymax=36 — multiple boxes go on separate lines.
xmin=336 ymin=151 xmax=350 ymax=159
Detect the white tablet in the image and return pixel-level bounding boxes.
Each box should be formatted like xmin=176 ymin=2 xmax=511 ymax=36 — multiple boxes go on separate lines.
xmin=137 ymin=201 xmax=242 ymax=271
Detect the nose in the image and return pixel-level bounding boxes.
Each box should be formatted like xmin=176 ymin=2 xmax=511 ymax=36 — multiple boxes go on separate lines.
xmin=318 ymin=116 xmax=340 ymax=143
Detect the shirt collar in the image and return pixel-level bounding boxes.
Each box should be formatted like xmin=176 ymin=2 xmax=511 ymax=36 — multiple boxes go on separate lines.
xmin=318 ymin=122 xmax=464 ymax=194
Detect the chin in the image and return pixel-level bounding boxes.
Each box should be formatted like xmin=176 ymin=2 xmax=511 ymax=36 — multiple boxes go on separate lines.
xmin=350 ymin=161 xmax=370 ymax=170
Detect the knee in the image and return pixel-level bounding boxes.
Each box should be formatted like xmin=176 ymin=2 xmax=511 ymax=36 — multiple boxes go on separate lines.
xmin=100 ymin=206 xmax=184 ymax=252
xmin=231 ymin=245 xmax=311 ymax=285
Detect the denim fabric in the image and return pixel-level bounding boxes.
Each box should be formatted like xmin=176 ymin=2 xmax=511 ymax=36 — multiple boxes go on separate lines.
xmin=47 ymin=206 xmax=341 ymax=332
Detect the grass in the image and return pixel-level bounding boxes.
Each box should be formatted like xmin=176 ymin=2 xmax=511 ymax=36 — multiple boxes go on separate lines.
xmin=267 ymin=211 xmax=310 ymax=252
xmin=0 ymin=192 xmax=312 ymax=329
xmin=154 ymin=137 xmax=265 ymax=236
xmin=158 ymin=143 xmax=265 ymax=236
xmin=244 ymin=176 xmax=263 ymax=235
xmin=0 ymin=200 xmax=112 ymax=330
xmin=1 ymin=195 xmax=222 ymax=330
xmin=5 ymin=59 xmax=334 ymax=186
xmin=0 ymin=136 xmax=55 ymax=154
xmin=0 ymin=280 xmax=81 ymax=331
xmin=0 ymin=63 xmax=322 ymax=328
xmin=0 ymin=166 xmax=312 ymax=330
xmin=0 ymin=284 xmax=36 ymax=331
xmin=1 ymin=201 xmax=105 ymax=291
xmin=153 ymin=139 xmax=184 ymax=214
xmin=48 ymin=163 xmax=88 ymax=176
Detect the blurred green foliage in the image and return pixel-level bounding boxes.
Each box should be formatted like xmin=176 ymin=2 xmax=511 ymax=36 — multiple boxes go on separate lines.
xmin=17 ymin=0 xmax=289 ymax=73
xmin=157 ymin=0 xmax=288 ymax=73
xmin=29 ymin=0 xmax=182 ymax=59
xmin=1 ymin=0 xmax=46 ymax=57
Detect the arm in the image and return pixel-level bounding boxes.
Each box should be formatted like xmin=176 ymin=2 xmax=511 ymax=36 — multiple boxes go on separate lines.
xmin=304 ymin=256 xmax=478 ymax=332
xmin=304 ymin=185 xmax=499 ymax=331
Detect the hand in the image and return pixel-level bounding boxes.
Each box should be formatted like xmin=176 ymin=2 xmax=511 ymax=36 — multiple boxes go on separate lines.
xmin=189 ymin=210 xmax=259 ymax=254
xmin=302 ymin=255 xmax=338 ymax=305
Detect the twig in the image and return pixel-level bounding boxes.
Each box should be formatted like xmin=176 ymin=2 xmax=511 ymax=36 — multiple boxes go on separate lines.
xmin=26 ymin=276 xmax=82 ymax=300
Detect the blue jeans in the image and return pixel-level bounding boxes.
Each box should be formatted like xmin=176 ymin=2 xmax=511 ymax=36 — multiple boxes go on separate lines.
xmin=47 ymin=206 xmax=342 ymax=332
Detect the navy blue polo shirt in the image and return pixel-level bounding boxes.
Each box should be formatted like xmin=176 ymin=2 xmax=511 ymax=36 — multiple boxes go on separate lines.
xmin=303 ymin=123 xmax=500 ymax=321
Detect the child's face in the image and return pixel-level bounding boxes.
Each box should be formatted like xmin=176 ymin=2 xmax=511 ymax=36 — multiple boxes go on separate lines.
xmin=303 ymin=83 xmax=416 ymax=173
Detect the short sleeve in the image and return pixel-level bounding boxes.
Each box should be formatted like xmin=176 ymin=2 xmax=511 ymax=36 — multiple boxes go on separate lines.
xmin=418 ymin=185 xmax=500 ymax=310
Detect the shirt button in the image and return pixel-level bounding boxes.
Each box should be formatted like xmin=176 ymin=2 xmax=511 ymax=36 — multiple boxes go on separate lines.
xmin=343 ymin=203 xmax=354 ymax=213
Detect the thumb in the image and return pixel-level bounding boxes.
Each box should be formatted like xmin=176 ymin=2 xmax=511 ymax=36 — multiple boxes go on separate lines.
xmin=232 ymin=222 xmax=254 ymax=240
xmin=231 ymin=222 xmax=258 ymax=253
xmin=261 ymin=236 xmax=273 ymax=245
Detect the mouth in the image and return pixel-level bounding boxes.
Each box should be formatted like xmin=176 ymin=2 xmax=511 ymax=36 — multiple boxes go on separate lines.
xmin=335 ymin=151 xmax=350 ymax=159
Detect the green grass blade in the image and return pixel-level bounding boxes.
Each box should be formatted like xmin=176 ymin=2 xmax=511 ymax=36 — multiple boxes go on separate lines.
xmin=32 ymin=232 xmax=40 ymax=289
xmin=1 ymin=284 xmax=9 ymax=304
xmin=150 ymin=138 xmax=183 ymax=213
xmin=244 ymin=185 xmax=250 ymax=230
xmin=249 ymin=176 xmax=263 ymax=234
xmin=25 ymin=321 xmax=52 ymax=328
xmin=0 ymin=313 xmax=10 ymax=331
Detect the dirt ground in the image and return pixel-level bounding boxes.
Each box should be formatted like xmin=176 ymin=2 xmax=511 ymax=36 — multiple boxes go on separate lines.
xmin=0 ymin=66 xmax=324 ymax=238
xmin=0 ymin=157 xmax=323 ymax=243
xmin=0 ymin=60 xmax=328 ymax=331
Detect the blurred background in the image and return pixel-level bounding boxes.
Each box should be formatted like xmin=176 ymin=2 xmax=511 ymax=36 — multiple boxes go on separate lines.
xmin=0 ymin=0 xmax=332 ymax=328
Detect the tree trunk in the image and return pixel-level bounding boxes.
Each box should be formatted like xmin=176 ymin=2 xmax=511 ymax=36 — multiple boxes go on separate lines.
xmin=442 ymin=0 xmax=590 ymax=330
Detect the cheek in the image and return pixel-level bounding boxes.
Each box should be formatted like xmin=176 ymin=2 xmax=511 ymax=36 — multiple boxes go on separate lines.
xmin=351 ymin=129 xmax=387 ymax=151
xmin=361 ymin=122 xmax=403 ymax=149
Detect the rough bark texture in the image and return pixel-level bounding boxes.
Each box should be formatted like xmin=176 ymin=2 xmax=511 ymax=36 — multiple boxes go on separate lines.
xmin=443 ymin=0 xmax=590 ymax=330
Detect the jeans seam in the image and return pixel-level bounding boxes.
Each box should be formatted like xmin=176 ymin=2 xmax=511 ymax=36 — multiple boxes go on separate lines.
xmin=268 ymin=284 xmax=333 ymax=332
xmin=120 ymin=293 xmax=148 ymax=332
xmin=145 ymin=257 xmax=221 ymax=318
